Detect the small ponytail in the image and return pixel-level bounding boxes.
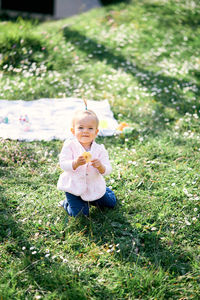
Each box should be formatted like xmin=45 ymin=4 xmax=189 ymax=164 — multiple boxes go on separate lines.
xmin=83 ymin=97 xmax=87 ymax=110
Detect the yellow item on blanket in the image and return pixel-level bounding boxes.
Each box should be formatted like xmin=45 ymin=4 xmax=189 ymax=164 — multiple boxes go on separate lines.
xmin=99 ymin=119 xmax=108 ymax=129
xmin=82 ymin=152 xmax=92 ymax=163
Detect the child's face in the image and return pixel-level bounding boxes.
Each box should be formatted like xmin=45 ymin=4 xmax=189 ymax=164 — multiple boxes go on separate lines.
xmin=71 ymin=115 xmax=99 ymax=148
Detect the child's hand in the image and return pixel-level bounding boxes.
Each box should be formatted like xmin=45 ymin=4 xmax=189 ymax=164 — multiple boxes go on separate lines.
xmin=73 ymin=155 xmax=86 ymax=170
xmin=91 ymin=159 xmax=105 ymax=174
xmin=82 ymin=152 xmax=92 ymax=163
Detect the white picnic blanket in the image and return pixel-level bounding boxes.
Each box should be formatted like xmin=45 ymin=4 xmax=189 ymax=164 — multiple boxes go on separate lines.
xmin=0 ymin=98 xmax=118 ymax=141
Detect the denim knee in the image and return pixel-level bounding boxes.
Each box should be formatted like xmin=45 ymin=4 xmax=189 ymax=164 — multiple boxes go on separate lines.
xmin=67 ymin=205 xmax=89 ymax=217
xmin=65 ymin=192 xmax=89 ymax=217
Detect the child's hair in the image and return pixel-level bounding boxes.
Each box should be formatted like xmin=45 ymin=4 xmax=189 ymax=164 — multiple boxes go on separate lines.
xmin=71 ymin=109 xmax=99 ymax=128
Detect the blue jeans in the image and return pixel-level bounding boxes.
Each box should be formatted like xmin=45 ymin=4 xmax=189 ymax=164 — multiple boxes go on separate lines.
xmin=63 ymin=187 xmax=116 ymax=217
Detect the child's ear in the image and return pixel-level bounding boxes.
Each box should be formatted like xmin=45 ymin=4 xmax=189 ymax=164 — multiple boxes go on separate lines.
xmin=95 ymin=129 xmax=99 ymax=136
xmin=71 ymin=127 xmax=75 ymax=135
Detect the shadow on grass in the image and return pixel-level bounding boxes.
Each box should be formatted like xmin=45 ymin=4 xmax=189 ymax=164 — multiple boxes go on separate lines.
xmin=67 ymin=202 xmax=192 ymax=277
xmin=0 ymin=12 xmax=47 ymax=23
xmin=100 ymin=0 xmax=131 ymax=6
xmin=62 ymin=27 xmax=200 ymax=125
xmin=0 ymin=185 xmax=115 ymax=299
xmin=140 ymin=1 xmax=200 ymax=28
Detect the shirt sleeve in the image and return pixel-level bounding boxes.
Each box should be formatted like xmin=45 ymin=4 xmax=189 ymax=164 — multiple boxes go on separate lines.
xmin=99 ymin=144 xmax=112 ymax=176
xmin=59 ymin=140 xmax=74 ymax=172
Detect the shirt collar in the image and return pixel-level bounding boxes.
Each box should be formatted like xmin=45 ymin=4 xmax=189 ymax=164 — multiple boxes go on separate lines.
xmin=74 ymin=137 xmax=97 ymax=152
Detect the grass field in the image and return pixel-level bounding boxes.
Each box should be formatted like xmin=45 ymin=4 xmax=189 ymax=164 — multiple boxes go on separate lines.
xmin=0 ymin=0 xmax=200 ymax=299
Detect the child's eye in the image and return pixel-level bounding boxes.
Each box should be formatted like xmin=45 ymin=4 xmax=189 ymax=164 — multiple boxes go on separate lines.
xmin=79 ymin=126 xmax=83 ymax=129
xmin=89 ymin=128 xmax=93 ymax=130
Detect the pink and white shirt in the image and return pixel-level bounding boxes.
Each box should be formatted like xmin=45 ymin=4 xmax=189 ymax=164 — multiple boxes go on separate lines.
xmin=57 ymin=138 xmax=112 ymax=201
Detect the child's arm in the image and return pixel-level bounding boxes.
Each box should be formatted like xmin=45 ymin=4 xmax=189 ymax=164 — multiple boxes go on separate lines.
xmin=72 ymin=156 xmax=86 ymax=170
xmin=92 ymin=145 xmax=112 ymax=175
xmin=91 ymin=159 xmax=105 ymax=174
xmin=59 ymin=141 xmax=76 ymax=171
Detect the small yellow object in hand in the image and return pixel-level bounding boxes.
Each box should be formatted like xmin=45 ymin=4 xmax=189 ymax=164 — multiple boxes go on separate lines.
xmin=82 ymin=152 xmax=92 ymax=163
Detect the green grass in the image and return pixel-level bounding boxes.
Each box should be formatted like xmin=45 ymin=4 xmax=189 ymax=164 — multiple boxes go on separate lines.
xmin=0 ymin=0 xmax=200 ymax=299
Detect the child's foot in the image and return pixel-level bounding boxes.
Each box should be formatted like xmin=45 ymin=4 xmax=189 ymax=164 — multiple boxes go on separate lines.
xmin=58 ymin=200 xmax=65 ymax=210
xmin=59 ymin=200 xmax=69 ymax=212
xmin=58 ymin=200 xmax=64 ymax=206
